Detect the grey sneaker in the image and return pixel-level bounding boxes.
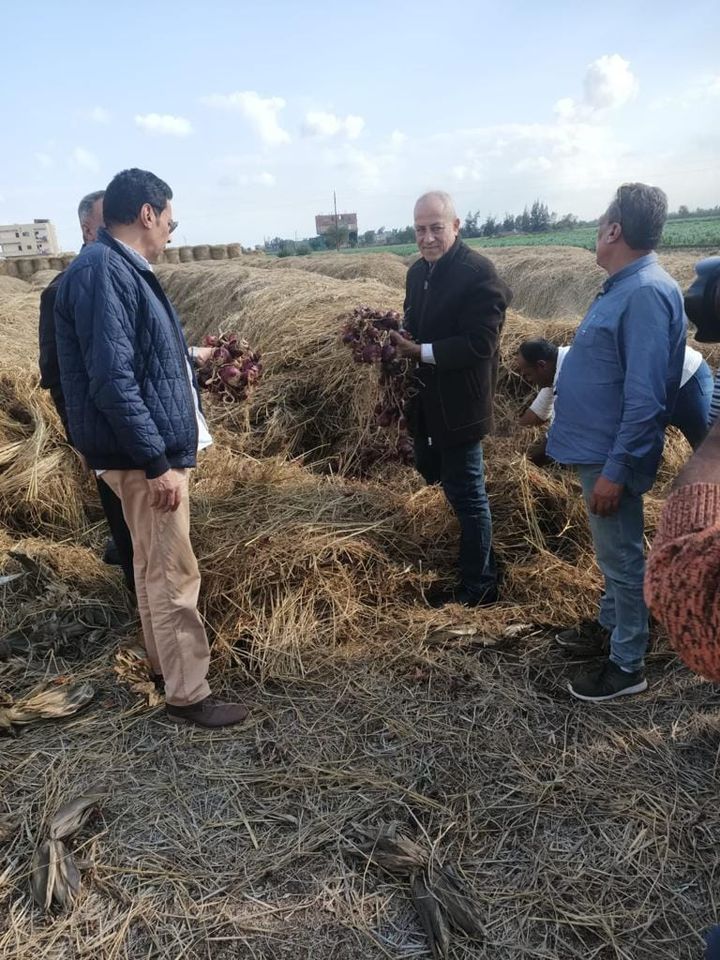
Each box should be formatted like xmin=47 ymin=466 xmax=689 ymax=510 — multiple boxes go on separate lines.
xmin=555 ymin=621 xmax=610 ymax=657
xmin=568 ymin=660 xmax=648 ymax=702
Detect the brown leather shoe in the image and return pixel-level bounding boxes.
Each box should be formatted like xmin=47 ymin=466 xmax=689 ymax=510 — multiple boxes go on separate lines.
xmin=166 ymin=696 xmax=249 ymax=728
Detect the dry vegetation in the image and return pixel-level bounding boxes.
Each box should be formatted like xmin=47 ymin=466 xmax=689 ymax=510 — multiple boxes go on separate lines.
xmin=0 ymin=249 xmax=718 ymax=959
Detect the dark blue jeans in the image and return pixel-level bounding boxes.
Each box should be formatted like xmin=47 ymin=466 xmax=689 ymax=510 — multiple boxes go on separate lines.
xmin=414 ymin=437 xmax=496 ymax=598
xmin=670 ymin=361 xmax=713 ymax=449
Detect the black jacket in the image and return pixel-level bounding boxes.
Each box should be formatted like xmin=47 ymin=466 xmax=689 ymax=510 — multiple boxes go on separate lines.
xmin=39 ymin=271 xmax=70 ymax=437
xmin=404 ymin=238 xmax=511 ymax=449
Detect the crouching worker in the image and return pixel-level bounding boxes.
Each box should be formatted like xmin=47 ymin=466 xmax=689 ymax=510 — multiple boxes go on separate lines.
xmin=516 ymin=338 xmax=712 ymax=461
xmin=389 ymin=190 xmax=512 ymax=608
xmin=54 ymin=168 xmax=248 ymax=728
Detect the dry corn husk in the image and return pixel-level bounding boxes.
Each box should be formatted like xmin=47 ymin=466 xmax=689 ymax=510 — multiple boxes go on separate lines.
xmin=350 ymin=829 xmax=485 ymax=955
xmin=0 ymin=681 xmax=94 ymax=732
xmin=113 ymin=646 xmax=164 ymax=707
xmin=49 ymin=792 xmax=104 ymax=841
xmin=411 ymin=872 xmax=450 ymax=959
xmin=30 ymin=839 xmax=81 ymax=911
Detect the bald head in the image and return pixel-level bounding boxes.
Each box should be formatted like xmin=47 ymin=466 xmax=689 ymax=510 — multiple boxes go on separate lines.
xmin=78 ymin=190 xmax=105 ymax=244
xmin=413 ymin=190 xmax=460 ymax=262
xmin=414 ymin=191 xmax=457 ymax=221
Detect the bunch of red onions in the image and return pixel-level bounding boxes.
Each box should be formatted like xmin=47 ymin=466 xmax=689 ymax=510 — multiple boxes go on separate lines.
xmin=196 ymin=333 xmax=262 ymax=402
xmin=340 ymin=305 xmax=416 ymax=464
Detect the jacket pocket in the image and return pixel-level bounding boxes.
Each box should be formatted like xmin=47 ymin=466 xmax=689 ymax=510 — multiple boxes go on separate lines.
xmin=437 ymin=370 xmax=485 ymax=431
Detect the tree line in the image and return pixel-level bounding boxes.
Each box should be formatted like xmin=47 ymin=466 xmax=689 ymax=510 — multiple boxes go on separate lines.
xmin=264 ymin=201 xmax=719 ymax=255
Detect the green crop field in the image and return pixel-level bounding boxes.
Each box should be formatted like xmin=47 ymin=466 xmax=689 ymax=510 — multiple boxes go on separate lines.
xmin=339 ymin=216 xmax=720 ymax=257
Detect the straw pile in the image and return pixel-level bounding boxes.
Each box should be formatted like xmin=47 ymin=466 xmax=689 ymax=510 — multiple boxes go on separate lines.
xmin=267 ymin=252 xmax=408 ymax=289
xmin=0 ymin=251 xmax=718 ymax=959
xmin=156 ymin=262 xmax=404 ymax=468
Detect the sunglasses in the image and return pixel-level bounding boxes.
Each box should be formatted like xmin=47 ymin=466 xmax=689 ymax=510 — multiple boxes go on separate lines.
xmin=168 ymin=219 xmax=178 ymax=234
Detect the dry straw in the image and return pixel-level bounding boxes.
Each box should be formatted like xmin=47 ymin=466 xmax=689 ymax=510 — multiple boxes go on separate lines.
xmin=0 ymin=252 xmax=718 ymax=959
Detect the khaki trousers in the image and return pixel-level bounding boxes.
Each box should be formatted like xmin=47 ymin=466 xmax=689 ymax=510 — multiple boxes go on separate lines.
xmin=101 ymin=469 xmax=211 ymax=707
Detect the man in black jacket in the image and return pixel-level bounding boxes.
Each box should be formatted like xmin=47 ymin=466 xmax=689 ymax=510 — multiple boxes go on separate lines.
xmin=38 ymin=190 xmax=135 ymax=592
xmin=390 ymin=191 xmax=511 ymax=607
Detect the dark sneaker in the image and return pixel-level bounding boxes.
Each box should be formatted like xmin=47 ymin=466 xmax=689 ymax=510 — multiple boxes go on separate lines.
xmin=555 ymin=621 xmax=610 ymax=657
xmin=166 ymin=696 xmax=249 ymax=728
xmin=103 ymin=538 xmax=122 ymax=567
xmin=426 ymin=585 xmax=498 ymax=609
xmin=568 ymin=660 xmax=648 ymax=702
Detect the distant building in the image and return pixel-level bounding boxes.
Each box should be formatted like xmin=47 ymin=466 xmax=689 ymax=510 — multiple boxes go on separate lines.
xmin=315 ymin=212 xmax=358 ymax=237
xmin=0 ymin=219 xmax=60 ymax=258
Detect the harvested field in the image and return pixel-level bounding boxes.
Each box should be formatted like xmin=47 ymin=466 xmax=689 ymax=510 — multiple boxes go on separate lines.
xmin=0 ymin=252 xmax=719 ymax=959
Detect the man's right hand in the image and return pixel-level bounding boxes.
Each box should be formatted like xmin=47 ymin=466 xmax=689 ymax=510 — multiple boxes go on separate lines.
xmin=147 ymin=469 xmax=186 ymax=512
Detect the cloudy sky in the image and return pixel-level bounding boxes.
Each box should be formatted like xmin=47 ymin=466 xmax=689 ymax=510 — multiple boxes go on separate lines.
xmin=2 ymin=0 xmax=719 ymax=250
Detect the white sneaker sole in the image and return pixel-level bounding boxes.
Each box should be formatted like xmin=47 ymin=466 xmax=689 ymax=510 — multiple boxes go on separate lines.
xmin=567 ymin=678 xmax=648 ymax=702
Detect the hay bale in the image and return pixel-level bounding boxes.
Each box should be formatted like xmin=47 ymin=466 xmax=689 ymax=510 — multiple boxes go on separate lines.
xmin=61 ymin=254 xmax=75 ymax=269
xmin=31 ymin=257 xmax=51 ymax=274
xmin=210 ymin=244 xmax=228 ymax=260
xmin=15 ymin=259 xmax=34 ymax=280
xmin=164 ymin=247 xmax=180 ymax=264
xmin=178 ymin=246 xmax=194 ymax=263
xmin=49 ymin=257 xmax=65 ymax=271
xmin=193 ymin=245 xmax=211 ymax=261
xmin=227 ymin=243 xmax=243 ymax=259
xmin=155 ymin=251 xmax=167 ymax=264
xmin=0 ymin=275 xmax=29 ymax=297
xmin=1 ymin=259 xmax=20 ymax=278
xmin=28 ymin=270 xmax=61 ymax=291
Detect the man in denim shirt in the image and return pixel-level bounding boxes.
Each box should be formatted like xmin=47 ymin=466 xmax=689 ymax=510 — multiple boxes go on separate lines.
xmin=547 ymin=183 xmax=686 ymax=702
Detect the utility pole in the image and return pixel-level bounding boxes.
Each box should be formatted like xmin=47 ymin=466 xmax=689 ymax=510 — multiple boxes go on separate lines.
xmin=333 ymin=190 xmax=340 ymax=251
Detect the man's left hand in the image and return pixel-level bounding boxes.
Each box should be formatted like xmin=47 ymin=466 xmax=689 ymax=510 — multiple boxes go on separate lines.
xmin=388 ymin=331 xmax=421 ymax=360
xmin=589 ymin=476 xmax=624 ymax=516
xmin=191 ymin=346 xmax=214 ymax=365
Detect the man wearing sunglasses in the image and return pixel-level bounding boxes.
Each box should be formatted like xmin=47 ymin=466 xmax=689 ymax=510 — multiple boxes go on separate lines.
xmin=54 ymin=168 xmax=248 ymax=728
xmin=547 ymin=183 xmax=686 ymax=702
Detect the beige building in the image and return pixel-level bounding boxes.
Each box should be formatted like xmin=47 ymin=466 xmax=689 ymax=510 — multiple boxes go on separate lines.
xmin=315 ymin=212 xmax=358 ymax=237
xmin=0 ymin=219 xmax=61 ymax=258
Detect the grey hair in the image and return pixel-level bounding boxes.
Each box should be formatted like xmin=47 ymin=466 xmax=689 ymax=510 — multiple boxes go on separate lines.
xmin=414 ymin=190 xmax=458 ymax=221
xmin=77 ymin=190 xmax=105 ymax=224
xmin=605 ymin=182 xmax=667 ymax=251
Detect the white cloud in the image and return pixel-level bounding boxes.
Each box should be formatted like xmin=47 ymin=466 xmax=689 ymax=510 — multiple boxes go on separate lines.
xmin=389 ymin=129 xmax=407 ymax=148
xmin=584 ymin=54 xmax=638 ymax=110
xmin=302 ymin=110 xmax=365 ymax=140
xmin=135 ymin=113 xmax=193 ymax=137
xmin=35 ymin=152 xmax=53 ymax=169
xmin=202 ymin=91 xmax=290 ymax=145
xmin=87 ymin=106 xmax=110 ymax=124
xmin=555 ymin=53 xmax=638 ymax=122
xmin=219 ymin=170 xmax=276 ymax=189
xmin=71 ymin=146 xmax=99 ymax=172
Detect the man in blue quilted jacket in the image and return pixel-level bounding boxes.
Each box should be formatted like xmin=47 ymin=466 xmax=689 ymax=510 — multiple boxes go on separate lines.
xmin=54 ymin=168 xmax=248 ymax=728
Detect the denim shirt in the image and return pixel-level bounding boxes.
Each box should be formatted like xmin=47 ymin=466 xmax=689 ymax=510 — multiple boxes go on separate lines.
xmin=547 ymin=253 xmax=686 ymax=494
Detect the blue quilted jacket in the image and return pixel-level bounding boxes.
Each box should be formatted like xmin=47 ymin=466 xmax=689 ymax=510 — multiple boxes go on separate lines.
xmin=54 ymin=229 xmax=200 ymax=478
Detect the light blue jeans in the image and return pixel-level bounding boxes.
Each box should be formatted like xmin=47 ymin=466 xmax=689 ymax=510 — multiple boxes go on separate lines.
xmin=576 ymin=464 xmax=648 ymax=672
